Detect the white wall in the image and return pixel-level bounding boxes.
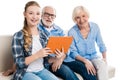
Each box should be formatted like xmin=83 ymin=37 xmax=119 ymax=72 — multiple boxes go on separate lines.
xmin=0 ymin=0 xmax=119 ymax=79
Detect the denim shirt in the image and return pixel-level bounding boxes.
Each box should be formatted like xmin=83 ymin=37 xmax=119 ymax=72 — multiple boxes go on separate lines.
xmin=38 ymin=20 xmax=65 ymax=37
xmin=38 ymin=20 xmax=65 ymax=68
xmin=12 ymin=29 xmax=48 ymax=80
xmin=68 ymin=22 xmax=106 ymax=60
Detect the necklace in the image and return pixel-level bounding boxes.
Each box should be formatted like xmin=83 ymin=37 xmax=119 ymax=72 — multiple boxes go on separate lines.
xmin=80 ymin=26 xmax=90 ymax=39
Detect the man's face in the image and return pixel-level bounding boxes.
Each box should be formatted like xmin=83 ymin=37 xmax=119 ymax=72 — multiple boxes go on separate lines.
xmin=42 ymin=7 xmax=56 ymax=28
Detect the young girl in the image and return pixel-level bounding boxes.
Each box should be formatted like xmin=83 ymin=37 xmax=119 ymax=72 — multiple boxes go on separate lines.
xmin=11 ymin=1 xmax=58 ymax=80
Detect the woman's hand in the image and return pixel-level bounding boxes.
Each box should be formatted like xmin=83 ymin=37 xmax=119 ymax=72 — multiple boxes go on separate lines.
xmin=84 ymin=59 xmax=96 ymax=75
xmin=102 ymin=58 xmax=107 ymax=64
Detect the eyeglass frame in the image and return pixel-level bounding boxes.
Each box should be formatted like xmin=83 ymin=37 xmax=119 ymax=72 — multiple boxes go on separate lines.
xmin=43 ymin=12 xmax=56 ymax=19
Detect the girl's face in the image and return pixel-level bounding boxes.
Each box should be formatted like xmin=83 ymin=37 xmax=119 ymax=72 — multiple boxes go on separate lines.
xmin=24 ymin=5 xmax=40 ymax=27
xmin=75 ymin=11 xmax=89 ymax=28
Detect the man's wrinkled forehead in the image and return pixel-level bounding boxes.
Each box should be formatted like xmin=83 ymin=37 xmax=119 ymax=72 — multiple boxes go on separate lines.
xmin=42 ymin=6 xmax=56 ymax=15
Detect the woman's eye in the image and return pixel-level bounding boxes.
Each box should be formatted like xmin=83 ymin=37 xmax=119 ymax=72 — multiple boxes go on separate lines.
xmin=82 ymin=15 xmax=86 ymax=17
xmin=76 ymin=17 xmax=80 ymax=19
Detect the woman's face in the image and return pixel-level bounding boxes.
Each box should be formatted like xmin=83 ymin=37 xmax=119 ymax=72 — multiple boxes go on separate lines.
xmin=75 ymin=10 xmax=89 ymax=27
xmin=24 ymin=5 xmax=41 ymax=27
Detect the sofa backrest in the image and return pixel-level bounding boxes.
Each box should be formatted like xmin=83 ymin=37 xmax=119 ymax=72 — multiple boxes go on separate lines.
xmin=0 ymin=35 xmax=13 ymax=72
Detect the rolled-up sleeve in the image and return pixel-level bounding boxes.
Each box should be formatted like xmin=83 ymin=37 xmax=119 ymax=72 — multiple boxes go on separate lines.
xmin=69 ymin=39 xmax=80 ymax=59
xmin=68 ymin=30 xmax=79 ymax=59
xmin=96 ymin=26 xmax=107 ymax=53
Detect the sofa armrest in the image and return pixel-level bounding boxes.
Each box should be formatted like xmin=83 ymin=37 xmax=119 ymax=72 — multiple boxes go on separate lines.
xmin=0 ymin=35 xmax=13 ymax=72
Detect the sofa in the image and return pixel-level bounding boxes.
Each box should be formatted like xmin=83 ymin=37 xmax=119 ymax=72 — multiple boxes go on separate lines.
xmin=0 ymin=35 xmax=115 ymax=80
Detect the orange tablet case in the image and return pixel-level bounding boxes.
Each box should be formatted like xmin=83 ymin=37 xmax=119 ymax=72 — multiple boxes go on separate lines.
xmin=46 ymin=36 xmax=73 ymax=54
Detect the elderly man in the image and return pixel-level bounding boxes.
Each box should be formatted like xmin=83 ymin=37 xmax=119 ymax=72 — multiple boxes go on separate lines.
xmin=38 ymin=6 xmax=79 ymax=80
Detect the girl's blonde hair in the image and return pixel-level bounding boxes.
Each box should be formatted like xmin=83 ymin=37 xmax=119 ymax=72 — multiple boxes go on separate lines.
xmin=22 ymin=1 xmax=40 ymax=52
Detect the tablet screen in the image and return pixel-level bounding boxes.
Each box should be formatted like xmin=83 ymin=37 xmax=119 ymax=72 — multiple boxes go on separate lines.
xmin=46 ymin=36 xmax=73 ymax=54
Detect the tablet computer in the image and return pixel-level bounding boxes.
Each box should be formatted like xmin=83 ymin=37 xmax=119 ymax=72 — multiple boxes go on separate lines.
xmin=46 ymin=36 xmax=73 ymax=54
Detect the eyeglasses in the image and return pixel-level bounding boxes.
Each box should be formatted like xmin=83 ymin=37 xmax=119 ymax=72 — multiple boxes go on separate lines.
xmin=44 ymin=12 xmax=56 ymax=19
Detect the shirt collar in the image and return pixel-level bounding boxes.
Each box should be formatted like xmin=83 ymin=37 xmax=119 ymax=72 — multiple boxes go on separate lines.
xmin=39 ymin=20 xmax=59 ymax=31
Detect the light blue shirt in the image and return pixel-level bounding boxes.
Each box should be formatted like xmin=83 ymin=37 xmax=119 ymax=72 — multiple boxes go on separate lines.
xmin=66 ymin=22 xmax=106 ymax=61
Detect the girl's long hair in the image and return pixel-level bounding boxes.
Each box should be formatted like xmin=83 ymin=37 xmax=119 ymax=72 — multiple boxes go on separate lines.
xmin=22 ymin=1 xmax=40 ymax=52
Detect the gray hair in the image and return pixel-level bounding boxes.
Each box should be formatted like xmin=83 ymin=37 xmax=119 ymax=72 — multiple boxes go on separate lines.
xmin=72 ymin=6 xmax=90 ymax=22
xmin=42 ymin=6 xmax=56 ymax=15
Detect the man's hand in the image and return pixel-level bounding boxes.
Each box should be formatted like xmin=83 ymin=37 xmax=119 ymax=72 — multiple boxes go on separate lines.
xmin=51 ymin=58 xmax=63 ymax=72
xmin=49 ymin=47 xmax=66 ymax=72
xmin=55 ymin=47 xmax=65 ymax=59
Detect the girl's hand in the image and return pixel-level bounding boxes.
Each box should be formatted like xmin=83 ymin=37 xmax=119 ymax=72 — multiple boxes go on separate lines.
xmin=2 ymin=69 xmax=14 ymax=76
xmin=38 ymin=47 xmax=52 ymax=58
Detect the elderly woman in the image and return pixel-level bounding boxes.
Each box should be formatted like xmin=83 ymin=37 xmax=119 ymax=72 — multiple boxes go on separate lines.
xmin=64 ymin=6 xmax=108 ymax=80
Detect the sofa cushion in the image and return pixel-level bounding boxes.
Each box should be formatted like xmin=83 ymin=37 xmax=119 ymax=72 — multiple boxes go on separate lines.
xmin=0 ymin=65 xmax=115 ymax=80
xmin=0 ymin=72 xmax=13 ymax=80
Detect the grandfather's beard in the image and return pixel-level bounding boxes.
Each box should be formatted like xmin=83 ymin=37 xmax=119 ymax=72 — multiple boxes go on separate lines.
xmin=42 ymin=19 xmax=53 ymax=28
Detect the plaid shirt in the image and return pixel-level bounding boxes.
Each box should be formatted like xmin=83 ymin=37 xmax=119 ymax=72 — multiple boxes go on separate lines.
xmin=12 ymin=29 xmax=48 ymax=80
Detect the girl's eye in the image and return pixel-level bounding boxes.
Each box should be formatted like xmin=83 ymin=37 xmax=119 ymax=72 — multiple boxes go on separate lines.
xmin=29 ymin=12 xmax=33 ymax=14
xmin=37 ymin=13 xmax=40 ymax=15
